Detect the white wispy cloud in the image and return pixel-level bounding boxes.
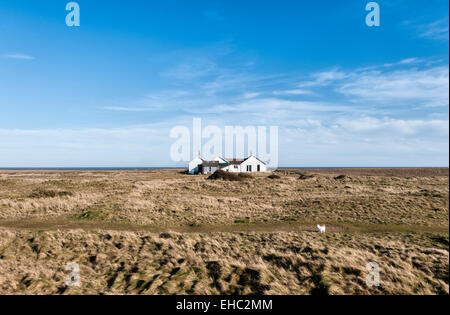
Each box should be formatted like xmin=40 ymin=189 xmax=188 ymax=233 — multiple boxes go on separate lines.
xmin=398 ymin=57 xmax=421 ymax=65
xmin=298 ymin=68 xmax=348 ymax=87
xmin=337 ymin=66 xmax=449 ymax=107
xmin=418 ymin=18 xmax=449 ymax=41
xmin=1 ymin=53 xmax=35 ymax=60
xmin=243 ymin=92 xmax=261 ymax=99
xmin=381 ymin=58 xmax=423 ymax=68
xmin=162 ymin=60 xmax=217 ymax=80
xmin=295 ymin=61 xmax=448 ymax=109
xmin=101 ymin=89 xmax=196 ymax=112
xmin=273 ymin=89 xmax=313 ymax=96
xmin=337 ymin=117 xmax=449 ymax=136
xmin=185 ymin=98 xmax=354 ymax=119
xmin=101 ymin=106 xmax=160 ymax=112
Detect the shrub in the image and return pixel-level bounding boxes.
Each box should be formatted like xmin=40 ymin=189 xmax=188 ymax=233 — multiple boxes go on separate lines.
xmin=28 ymin=189 xmax=73 ymax=198
xmin=208 ymin=170 xmax=246 ymax=181
xmin=298 ymin=173 xmax=315 ymax=180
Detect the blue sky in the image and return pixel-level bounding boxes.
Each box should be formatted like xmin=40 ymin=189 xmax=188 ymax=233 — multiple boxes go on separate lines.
xmin=0 ymin=0 xmax=448 ymax=167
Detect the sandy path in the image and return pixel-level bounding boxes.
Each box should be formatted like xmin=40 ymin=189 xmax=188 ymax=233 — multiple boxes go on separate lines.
xmin=0 ymin=219 xmax=447 ymax=234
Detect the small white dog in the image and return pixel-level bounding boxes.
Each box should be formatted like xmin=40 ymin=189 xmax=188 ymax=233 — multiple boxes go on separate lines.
xmin=317 ymin=224 xmax=326 ymax=233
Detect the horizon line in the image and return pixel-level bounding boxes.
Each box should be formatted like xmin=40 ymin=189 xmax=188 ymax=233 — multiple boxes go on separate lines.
xmin=0 ymin=166 xmax=448 ymax=170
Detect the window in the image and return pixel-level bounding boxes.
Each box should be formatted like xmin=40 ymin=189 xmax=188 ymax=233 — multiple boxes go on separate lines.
xmin=247 ymin=165 xmax=252 ymax=172
xmin=234 ymin=165 xmax=238 ymax=169
xmin=257 ymin=165 xmax=260 ymax=172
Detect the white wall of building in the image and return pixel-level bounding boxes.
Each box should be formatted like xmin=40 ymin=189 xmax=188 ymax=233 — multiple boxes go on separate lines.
xmin=240 ymin=156 xmax=267 ymax=173
xmin=188 ymin=158 xmax=203 ymax=174
xmin=222 ymin=164 xmax=240 ymax=173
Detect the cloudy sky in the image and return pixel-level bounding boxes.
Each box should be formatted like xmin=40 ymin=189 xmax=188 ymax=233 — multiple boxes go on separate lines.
xmin=0 ymin=0 xmax=448 ymax=167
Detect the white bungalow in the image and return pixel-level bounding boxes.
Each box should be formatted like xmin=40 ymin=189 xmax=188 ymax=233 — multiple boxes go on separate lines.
xmin=188 ymin=154 xmax=267 ymax=175
xmin=188 ymin=157 xmax=203 ymax=175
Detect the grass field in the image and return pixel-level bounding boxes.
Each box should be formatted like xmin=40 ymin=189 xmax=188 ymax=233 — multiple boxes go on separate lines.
xmin=0 ymin=168 xmax=448 ymax=294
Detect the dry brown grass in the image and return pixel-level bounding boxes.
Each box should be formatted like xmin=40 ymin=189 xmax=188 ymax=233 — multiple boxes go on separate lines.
xmin=0 ymin=169 xmax=447 ymax=227
xmin=0 ymin=169 xmax=448 ymax=295
xmin=276 ymin=168 xmax=449 ymax=177
xmin=0 ymin=229 xmax=447 ymax=295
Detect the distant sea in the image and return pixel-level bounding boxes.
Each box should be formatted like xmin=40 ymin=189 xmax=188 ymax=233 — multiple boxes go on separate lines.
xmin=0 ymin=166 xmax=445 ymax=171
